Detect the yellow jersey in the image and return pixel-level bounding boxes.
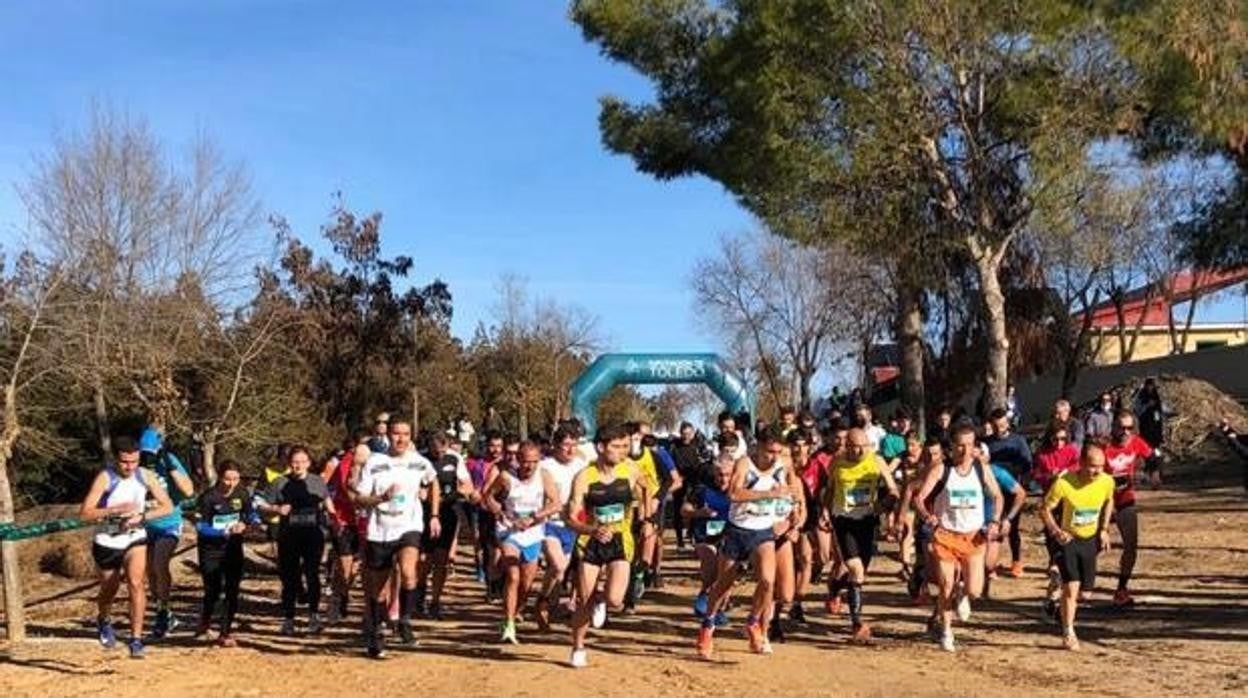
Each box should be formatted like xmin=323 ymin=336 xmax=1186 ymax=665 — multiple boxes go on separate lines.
xmin=1044 ymin=472 xmax=1114 ymax=540
xmin=828 ymin=453 xmax=880 ymax=518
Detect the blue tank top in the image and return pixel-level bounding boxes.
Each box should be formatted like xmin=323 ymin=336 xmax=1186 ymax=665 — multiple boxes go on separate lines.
xmin=692 ymin=485 xmax=731 ymax=542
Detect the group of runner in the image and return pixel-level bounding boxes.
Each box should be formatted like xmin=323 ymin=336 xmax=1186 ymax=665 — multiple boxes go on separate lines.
xmin=81 ymin=397 xmax=1154 ymax=664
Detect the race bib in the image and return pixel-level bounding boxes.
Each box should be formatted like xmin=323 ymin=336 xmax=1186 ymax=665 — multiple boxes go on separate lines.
xmin=774 ymin=498 xmax=794 ymax=516
xmin=948 ymin=489 xmax=979 ymax=510
xmin=288 ymin=511 xmax=319 ymax=526
xmin=705 ymin=520 xmax=726 ymax=536
xmin=845 ymin=487 xmax=872 ymax=509
xmin=1071 ymin=507 xmax=1099 ymax=528
xmin=101 ymin=517 xmax=128 ymax=535
xmin=594 ymin=503 xmax=625 ymax=524
xmin=513 ymin=508 xmax=537 ymax=520
xmin=746 ymin=499 xmax=776 ymax=517
xmin=212 ymin=513 xmax=241 ymax=530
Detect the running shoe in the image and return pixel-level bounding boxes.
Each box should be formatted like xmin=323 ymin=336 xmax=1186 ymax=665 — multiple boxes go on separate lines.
xmin=428 ymin=602 xmax=445 ymax=622
xmin=1112 ymin=589 xmax=1135 ymax=608
xmin=591 ymin=601 xmax=607 ymax=629
xmin=630 ymin=571 xmax=646 ymax=602
xmin=151 ymin=609 xmax=171 ymax=639
xmin=127 ymin=638 xmax=146 ymax=659
xmin=97 ymin=617 xmax=117 ymax=649
xmin=789 ymin=602 xmax=806 ymax=624
xmin=217 ymin=635 xmax=237 ymax=648
xmin=366 ymin=642 xmax=387 ymax=660
xmin=745 ymin=620 xmax=766 ymax=653
xmin=850 ymin=622 xmax=872 ymax=644
xmin=307 ymin=612 xmax=324 ymax=635
xmin=956 ymin=590 xmax=972 ymax=622
xmin=279 ymin=618 xmax=296 ymax=636
xmin=693 ymin=592 xmax=709 ymax=618
xmin=760 ymin=638 xmax=774 ymax=655
xmin=768 ymin=618 xmax=785 ymax=643
xmin=695 ymin=627 xmax=714 ymax=660
xmin=1043 ymin=598 xmax=1058 ymax=623
xmin=1008 ymin=561 xmax=1024 ymax=578
xmin=194 ymin=616 xmax=211 ymax=638
xmin=712 ymin=610 xmax=729 ymax=628
xmin=940 ymin=629 xmax=956 ymax=652
xmin=396 ymin=618 xmax=415 ymax=645
xmin=501 ymin=620 xmax=518 ymax=645
xmin=926 ymin=614 xmax=941 ymax=641
xmin=569 ymin=648 xmax=588 ymax=668
xmin=1063 ymin=631 xmax=1081 ymax=652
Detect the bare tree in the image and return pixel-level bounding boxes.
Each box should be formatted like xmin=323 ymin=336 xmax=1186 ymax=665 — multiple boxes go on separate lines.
xmin=0 ymin=254 xmax=68 ymax=642
xmin=17 ymin=106 xmax=262 ymax=448
xmin=692 ymin=231 xmax=887 ymax=411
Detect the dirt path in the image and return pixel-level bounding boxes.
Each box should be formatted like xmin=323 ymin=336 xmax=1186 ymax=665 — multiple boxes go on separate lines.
xmin=3 ymin=487 xmax=1246 ymax=697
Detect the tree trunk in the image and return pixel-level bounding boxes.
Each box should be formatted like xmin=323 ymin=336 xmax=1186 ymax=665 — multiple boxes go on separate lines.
xmin=975 ymin=252 xmax=1009 ymax=414
xmin=1 ymin=387 xmax=27 ymax=642
xmin=797 ymin=369 xmax=812 ymax=414
xmin=897 ymin=287 xmax=926 ymax=437
xmin=93 ymin=382 xmax=110 ymax=454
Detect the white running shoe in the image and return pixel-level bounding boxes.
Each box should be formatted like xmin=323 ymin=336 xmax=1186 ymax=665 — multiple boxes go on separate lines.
xmin=941 ymin=629 xmax=956 ymax=652
xmin=760 ymin=638 xmax=774 ymax=655
xmin=570 ymin=648 xmax=588 ymax=668
xmin=956 ymin=590 xmax=972 ymax=622
xmin=591 ymin=601 xmax=607 ymax=629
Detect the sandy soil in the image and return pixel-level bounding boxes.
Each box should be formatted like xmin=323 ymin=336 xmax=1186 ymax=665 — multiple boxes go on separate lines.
xmin=2 ymin=486 xmax=1246 ymax=697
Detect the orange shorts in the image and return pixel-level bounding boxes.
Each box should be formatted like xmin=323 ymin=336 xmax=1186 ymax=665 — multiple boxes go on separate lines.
xmin=932 ymin=528 xmax=986 ymax=563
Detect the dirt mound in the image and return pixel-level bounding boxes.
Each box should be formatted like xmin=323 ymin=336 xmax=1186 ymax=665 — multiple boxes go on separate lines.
xmin=1112 ymin=374 xmax=1247 ymax=484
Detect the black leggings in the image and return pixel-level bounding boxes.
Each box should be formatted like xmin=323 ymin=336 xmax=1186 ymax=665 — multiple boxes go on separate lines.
xmin=278 ymin=527 xmax=324 ymax=619
xmin=199 ymin=540 xmax=244 ymax=635
xmin=1115 ymin=504 xmax=1139 ymax=590
xmin=1004 ymin=493 xmax=1023 ymax=564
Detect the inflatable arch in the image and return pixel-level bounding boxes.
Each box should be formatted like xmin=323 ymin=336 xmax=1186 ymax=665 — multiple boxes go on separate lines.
xmin=569 ymin=353 xmax=755 ymax=436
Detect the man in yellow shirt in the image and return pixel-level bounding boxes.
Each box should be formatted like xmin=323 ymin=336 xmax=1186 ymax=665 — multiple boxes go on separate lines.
xmin=1040 ymin=442 xmax=1115 ymax=652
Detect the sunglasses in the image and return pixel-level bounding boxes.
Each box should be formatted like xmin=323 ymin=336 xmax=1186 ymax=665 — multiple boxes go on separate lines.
xmin=1118 ymin=425 xmax=1135 ymax=432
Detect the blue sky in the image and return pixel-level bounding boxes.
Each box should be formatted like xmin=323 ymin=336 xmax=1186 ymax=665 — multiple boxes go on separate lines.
xmin=0 ymin=0 xmax=755 ymax=354
xmin=1 ymin=1 xmax=1243 ymax=374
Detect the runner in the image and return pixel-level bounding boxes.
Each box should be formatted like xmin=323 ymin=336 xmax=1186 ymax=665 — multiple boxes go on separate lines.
xmin=683 ymin=445 xmax=733 ymax=622
xmin=626 ymin=421 xmax=670 ymax=601
xmin=668 ymin=421 xmax=709 ymax=549
xmin=853 ymin=405 xmax=887 ymax=452
xmin=468 ymin=430 xmax=505 ymax=588
xmin=1103 ymin=409 xmax=1153 ymax=607
xmin=823 ymin=427 xmax=899 ymax=643
xmin=535 ymin=426 xmax=586 ymax=629
xmin=324 ymin=431 xmax=370 ymax=623
xmin=566 ymin=424 xmax=651 ymax=668
xmin=258 ymin=445 xmax=335 ymax=636
xmin=983 ymin=407 xmax=1033 ymax=578
xmin=1040 ymin=442 xmax=1115 ymax=650
xmin=791 ymin=428 xmax=820 ymax=623
xmin=769 ymin=430 xmax=806 ymax=644
xmin=912 ymin=425 xmax=1005 ymax=651
xmin=193 ymin=459 xmax=258 ymax=647
xmin=354 ymin=416 xmax=438 ymax=657
xmin=417 ymin=432 xmax=473 ymax=620
xmin=898 ymin=436 xmax=946 ymax=602
xmin=138 ymin=426 xmax=194 ymax=639
xmin=889 ymin=432 xmax=925 ymax=584
xmin=79 ymin=435 xmax=175 ymax=658
xmin=696 ymin=428 xmax=797 ymax=658
xmin=482 ymin=441 xmax=560 ymax=644
xmin=982 ymin=457 xmax=1026 ymax=599
xmin=1033 ymin=423 xmax=1081 ymax=618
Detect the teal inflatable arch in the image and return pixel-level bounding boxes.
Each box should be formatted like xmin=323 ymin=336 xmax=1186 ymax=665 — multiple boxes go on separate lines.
xmin=569 ymin=353 xmax=755 ymax=436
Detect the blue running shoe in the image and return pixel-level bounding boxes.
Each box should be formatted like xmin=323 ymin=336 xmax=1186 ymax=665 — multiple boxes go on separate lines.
xmin=128 ymin=638 xmax=146 ymax=659
xmin=693 ymin=593 xmax=709 ymax=618
xmin=97 ymin=618 xmax=117 ymax=649
xmin=713 ymin=611 xmax=729 ymax=628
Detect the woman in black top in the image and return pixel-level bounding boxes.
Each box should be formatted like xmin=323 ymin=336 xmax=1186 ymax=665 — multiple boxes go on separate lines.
xmin=195 ymin=459 xmax=256 ymax=646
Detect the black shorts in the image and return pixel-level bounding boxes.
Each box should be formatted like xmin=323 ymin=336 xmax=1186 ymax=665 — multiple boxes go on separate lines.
xmin=719 ymin=524 xmax=774 ymax=563
xmin=93 ymin=540 xmax=145 ymax=571
xmin=579 ymin=534 xmax=627 ymax=567
xmin=365 ymin=530 xmax=422 ymax=571
xmin=1056 ymin=536 xmax=1098 ymax=587
xmin=421 ymin=504 xmax=460 ymax=553
xmin=146 ymin=531 xmax=178 ymax=562
xmin=833 ymin=515 xmax=878 ymax=568
xmin=331 ymin=524 xmax=361 ymax=557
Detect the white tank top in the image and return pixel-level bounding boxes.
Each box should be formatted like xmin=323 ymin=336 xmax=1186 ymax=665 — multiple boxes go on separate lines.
xmin=498 ymin=470 xmax=546 ymax=546
xmin=93 ymin=468 xmax=150 ymax=549
xmin=539 ymin=456 xmax=586 ymax=522
xmin=937 ymin=464 xmax=986 ymax=534
xmin=730 ymin=461 xmax=790 ymax=531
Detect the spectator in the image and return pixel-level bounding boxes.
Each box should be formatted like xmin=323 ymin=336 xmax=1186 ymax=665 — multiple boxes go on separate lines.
xmin=1052 ymin=399 xmax=1086 ymax=448
xmin=1084 ymin=391 xmax=1114 ymax=442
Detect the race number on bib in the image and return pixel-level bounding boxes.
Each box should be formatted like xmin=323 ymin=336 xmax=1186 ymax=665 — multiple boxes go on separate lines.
xmin=705 ymin=520 xmax=726 ymax=536
xmin=845 ymin=487 xmax=873 ymax=509
xmin=594 ymin=503 xmax=625 ymax=524
xmin=1071 ymin=507 xmax=1100 ymax=528
xmin=211 ymin=513 xmax=241 ymax=530
xmin=948 ymin=489 xmax=979 ymax=510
